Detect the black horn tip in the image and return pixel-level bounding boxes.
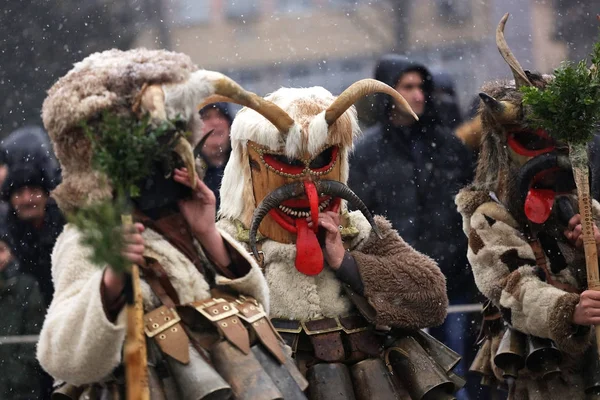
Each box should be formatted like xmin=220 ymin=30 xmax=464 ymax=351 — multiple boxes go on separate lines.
xmin=250 ymin=242 xmax=260 ymax=261
xmin=478 ymin=93 xmax=503 ymax=113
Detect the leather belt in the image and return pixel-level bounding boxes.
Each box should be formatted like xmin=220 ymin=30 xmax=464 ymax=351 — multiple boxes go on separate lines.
xmin=192 ymin=297 xmax=250 ymax=355
xmin=272 ymin=315 xmax=370 ymax=336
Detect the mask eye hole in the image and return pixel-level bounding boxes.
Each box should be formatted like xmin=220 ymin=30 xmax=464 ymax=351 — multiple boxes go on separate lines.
xmin=262 ymin=153 xmax=305 ymax=175
xmin=508 ymin=129 xmax=555 ymax=157
xmin=309 ymin=146 xmax=338 ymax=171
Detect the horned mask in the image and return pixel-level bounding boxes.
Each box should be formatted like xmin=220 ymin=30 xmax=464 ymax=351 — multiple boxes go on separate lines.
xmin=217 ymin=80 xmax=417 ymax=275
xmin=42 ymin=49 xmax=286 ymax=214
xmin=476 ymin=14 xmax=575 ymax=225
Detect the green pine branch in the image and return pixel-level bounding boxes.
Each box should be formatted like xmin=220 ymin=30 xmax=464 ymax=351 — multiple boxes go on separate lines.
xmin=521 ymin=35 xmax=600 ymax=146
xmin=70 ymin=111 xmax=188 ymax=272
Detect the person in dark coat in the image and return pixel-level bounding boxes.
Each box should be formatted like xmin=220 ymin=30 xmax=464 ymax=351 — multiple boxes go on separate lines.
xmin=1 ymin=163 xmax=65 ymax=306
xmin=0 ymin=226 xmax=47 ymax=399
xmin=0 ymin=125 xmax=61 ymax=222
xmin=198 ymin=102 xmax=233 ymax=211
xmin=349 ymin=54 xmax=478 ymax=399
xmin=431 ymin=69 xmax=464 ymax=129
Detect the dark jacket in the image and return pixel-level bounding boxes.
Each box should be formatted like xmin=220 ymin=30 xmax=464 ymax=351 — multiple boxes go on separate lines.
xmin=0 ymin=258 xmax=46 ymax=399
xmin=5 ymin=199 xmax=65 ymax=307
xmin=349 ymin=55 xmax=474 ymax=298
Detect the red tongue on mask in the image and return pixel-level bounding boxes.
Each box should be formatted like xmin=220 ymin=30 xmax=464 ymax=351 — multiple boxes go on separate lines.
xmin=294 ymin=181 xmax=323 ymax=276
xmin=524 ymin=188 xmax=555 ymax=224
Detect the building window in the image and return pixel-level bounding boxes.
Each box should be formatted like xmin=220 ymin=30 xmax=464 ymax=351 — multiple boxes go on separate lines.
xmin=174 ymin=0 xmax=211 ymax=25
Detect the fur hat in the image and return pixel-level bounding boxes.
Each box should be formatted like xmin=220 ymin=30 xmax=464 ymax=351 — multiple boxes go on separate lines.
xmin=42 ymin=48 xmax=197 ymax=213
xmin=43 ymin=48 xmax=270 ymax=214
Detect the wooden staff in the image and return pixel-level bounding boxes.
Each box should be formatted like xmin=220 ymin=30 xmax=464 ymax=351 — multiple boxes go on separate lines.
xmin=572 ymin=148 xmax=600 ymax=353
xmin=122 ymin=214 xmax=149 ymax=400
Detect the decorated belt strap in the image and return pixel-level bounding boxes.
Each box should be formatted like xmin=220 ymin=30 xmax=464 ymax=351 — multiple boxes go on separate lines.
xmin=143 ymin=305 xmax=190 ymax=364
xmin=236 ymin=296 xmax=285 ymax=364
xmin=193 ymin=298 xmax=250 ymax=355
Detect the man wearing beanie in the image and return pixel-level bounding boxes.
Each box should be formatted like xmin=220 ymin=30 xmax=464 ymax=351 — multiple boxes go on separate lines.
xmin=2 ymin=163 xmax=65 ymax=306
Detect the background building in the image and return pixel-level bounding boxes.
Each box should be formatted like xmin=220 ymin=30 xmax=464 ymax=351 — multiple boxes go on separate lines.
xmin=2 ymin=0 xmax=596 ymax=137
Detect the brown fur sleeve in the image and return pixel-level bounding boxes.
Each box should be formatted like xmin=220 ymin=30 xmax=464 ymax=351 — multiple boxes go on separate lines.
xmin=351 ymin=216 xmax=448 ymax=329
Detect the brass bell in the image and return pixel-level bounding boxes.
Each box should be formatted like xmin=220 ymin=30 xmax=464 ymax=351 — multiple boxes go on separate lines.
xmin=414 ymin=330 xmax=461 ymax=373
xmin=385 ymin=336 xmax=454 ymax=400
xmin=351 ymin=358 xmax=398 ymax=400
xmin=469 ymin=337 xmax=493 ymax=379
xmin=525 ymin=336 xmax=561 ymax=380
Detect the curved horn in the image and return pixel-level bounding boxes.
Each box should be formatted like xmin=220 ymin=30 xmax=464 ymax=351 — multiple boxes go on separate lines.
xmin=133 ymin=83 xmax=167 ymax=120
xmin=497 ymin=13 xmax=532 ymax=89
xmin=136 ymin=72 xmax=296 ymax=134
xmin=209 ymin=75 xmax=296 ymax=133
xmin=249 ymin=182 xmax=305 ymax=259
xmin=314 ymin=180 xmax=383 ymax=239
xmin=173 ymin=135 xmax=198 ymax=189
xmin=325 ymin=78 xmax=418 ymax=125
xmin=479 ymin=93 xmax=520 ymax=124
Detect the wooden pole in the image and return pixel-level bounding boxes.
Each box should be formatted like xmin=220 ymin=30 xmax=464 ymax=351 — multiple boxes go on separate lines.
xmin=122 ymin=214 xmax=149 ymax=400
xmin=573 ymin=160 xmax=600 ymax=354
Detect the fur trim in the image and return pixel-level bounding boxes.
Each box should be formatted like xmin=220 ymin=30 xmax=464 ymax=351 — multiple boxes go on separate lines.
xmin=352 ymin=216 xmax=448 ymax=328
xmin=215 ymin=227 xmax=269 ymax=312
xmin=455 ymin=188 xmax=494 ymax=220
xmin=548 ymin=292 xmax=591 ymax=355
xmin=305 ymin=111 xmax=330 ymax=155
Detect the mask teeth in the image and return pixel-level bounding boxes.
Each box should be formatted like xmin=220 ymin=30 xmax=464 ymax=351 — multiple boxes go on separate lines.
xmin=319 ymin=198 xmax=331 ymax=211
xmin=278 ymin=198 xmax=333 ymax=217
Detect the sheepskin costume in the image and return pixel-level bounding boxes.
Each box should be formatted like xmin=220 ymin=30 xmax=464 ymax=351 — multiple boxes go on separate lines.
xmin=215 ymin=79 xmax=457 ymax=397
xmin=36 ymin=49 xmax=270 ymax=388
xmin=456 ymin=14 xmax=596 ymax=399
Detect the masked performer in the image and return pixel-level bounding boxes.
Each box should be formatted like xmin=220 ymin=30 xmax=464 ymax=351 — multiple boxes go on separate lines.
xmin=213 ymin=76 xmax=463 ymax=399
xmin=456 ymin=14 xmax=600 ymax=400
xmin=36 ymin=48 xmax=307 ymax=399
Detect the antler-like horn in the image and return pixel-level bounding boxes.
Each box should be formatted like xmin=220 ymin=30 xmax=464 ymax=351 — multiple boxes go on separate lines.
xmin=314 ymin=180 xmax=382 ymax=239
xmin=209 ymin=75 xmax=296 ymax=134
xmin=249 ymin=182 xmax=305 ymax=259
xmin=479 ymin=93 xmax=520 ymax=124
xmin=325 ymin=78 xmax=418 ymax=125
xmin=249 ymin=180 xmax=382 ymax=260
xmin=497 ymin=13 xmax=532 ymax=89
xmin=137 ymin=72 xmax=295 ymax=134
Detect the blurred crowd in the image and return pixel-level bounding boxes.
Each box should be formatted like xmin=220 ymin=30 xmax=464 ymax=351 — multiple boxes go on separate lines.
xmin=0 ymin=52 xmax=518 ymax=399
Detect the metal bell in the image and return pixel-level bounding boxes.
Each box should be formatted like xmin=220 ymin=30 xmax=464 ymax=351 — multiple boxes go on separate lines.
xmin=351 ymin=358 xmax=399 ymax=400
xmin=493 ymin=327 xmax=527 ymax=379
xmin=385 ymin=336 xmax=454 ymax=400
xmin=525 ymin=336 xmax=562 ymax=380
xmin=307 ymin=363 xmax=357 ymax=400
xmin=414 ymin=330 xmax=461 ymax=373
xmin=167 ymin=343 xmax=232 ymax=400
